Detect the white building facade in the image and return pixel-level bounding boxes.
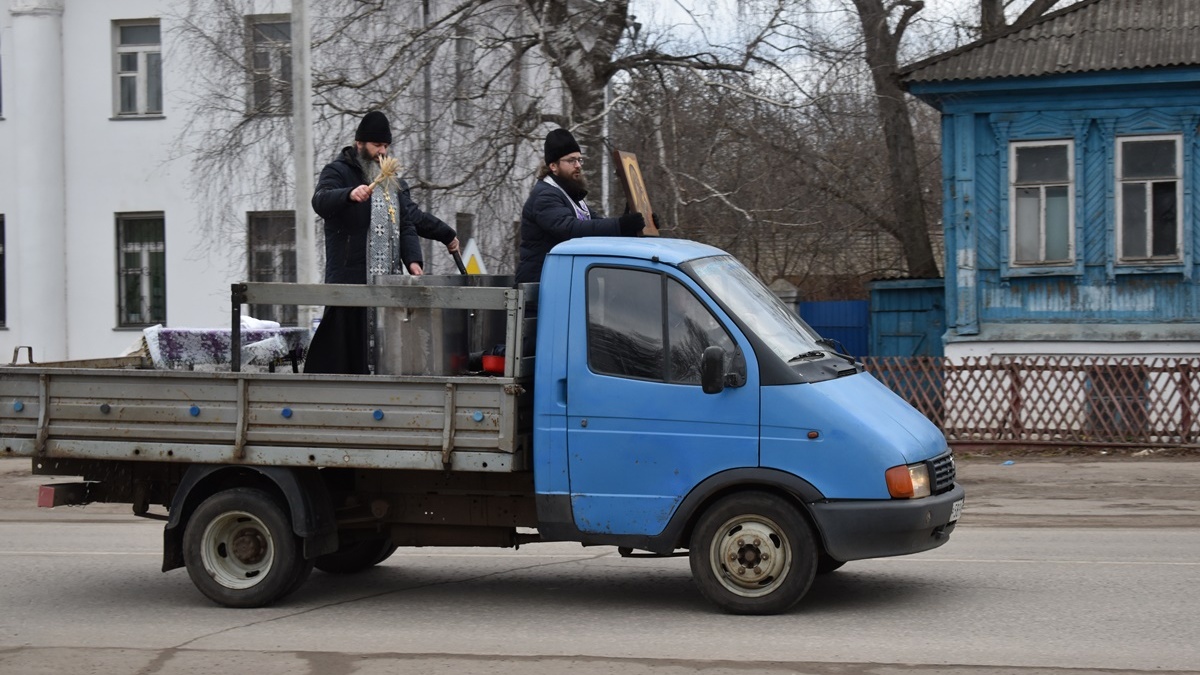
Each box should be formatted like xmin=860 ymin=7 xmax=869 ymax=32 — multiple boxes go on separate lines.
xmin=0 ymin=0 xmax=551 ymax=361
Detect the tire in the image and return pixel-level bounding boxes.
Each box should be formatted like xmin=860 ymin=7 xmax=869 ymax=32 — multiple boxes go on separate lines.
xmin=689 ymin=492 xmax=817 ymax=615
xmin=314 ymin=536 xmax=396 ymax=574
xmin=287 ymin=558 xmax=316 ymax=595
xmin=816 ymin=552 xmax=846 ymax=574
xmin=183 ymin=488 xmax=307 ymax=608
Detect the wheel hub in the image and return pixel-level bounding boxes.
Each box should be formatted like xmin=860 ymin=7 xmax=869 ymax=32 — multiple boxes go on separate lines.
xmin=711 ymin=518 xmax=790 ymax=597
xmin=231 ymin=527 xmax=268 ymax=566
xmin=201 ymin=510 xmax=275 ymax=590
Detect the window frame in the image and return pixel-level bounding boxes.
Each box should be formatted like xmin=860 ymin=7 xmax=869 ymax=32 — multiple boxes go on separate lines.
xmin=0 ymin=215 xmax=6 ymax=327
xmin=584 ymin=264 xmax=735 ymax=385
xmin=112 ymin=20 xmax=163 ymax=118
xmin=245 ymin=14 xmax=292 ymax=115
xmin=453 ymin=26 xmax=475 ymax=124
xmin=247 ymin=211 xmax=297 ymax=325
xmin=115 ymin=212 xmax=167 ymax=328
xmin=1007 ymin=139 xmax=1076 ymax=269
xmin=1115 ymin=134 xmax=1183 ymax=266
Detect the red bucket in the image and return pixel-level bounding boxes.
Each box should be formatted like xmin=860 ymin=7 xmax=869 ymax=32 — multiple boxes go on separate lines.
xmin=482 ymin=355 xmax=505 ymax=374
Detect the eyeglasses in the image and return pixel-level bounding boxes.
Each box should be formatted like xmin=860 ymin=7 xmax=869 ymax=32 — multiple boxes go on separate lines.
xmin=558 ymin=157 xmax=584 ymax=166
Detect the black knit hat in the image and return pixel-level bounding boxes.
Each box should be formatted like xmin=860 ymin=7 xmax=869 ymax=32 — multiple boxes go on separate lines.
xmin=356 ymin=111 xmax=392 ymax=144
xmin=544 ymin=128 xmax=581 ymax=165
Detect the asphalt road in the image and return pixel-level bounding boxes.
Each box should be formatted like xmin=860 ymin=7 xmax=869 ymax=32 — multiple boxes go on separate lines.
xmin=0 ymin=457 xmax=1197 ymax=675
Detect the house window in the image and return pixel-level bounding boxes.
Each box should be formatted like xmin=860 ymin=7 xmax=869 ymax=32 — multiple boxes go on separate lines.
xmin=116 ymin=213 xmax=166 ymax=327
xmin=454 ymin=27 xmax=475 ymax=123
xmin=1117 ymin=135 xmax=1181 ymax=263
xmin=586 ymin=266 xmax=734 ymax=383
xmin=113 ymin=21 xmax=162 ymax=116
xmin=248 ymin=211 xmax=297 ymax=325
xmin=1009 ymin=141 xmax=1073 ymax=266
xmin=246 ymin=15 xmax=291 ymax=114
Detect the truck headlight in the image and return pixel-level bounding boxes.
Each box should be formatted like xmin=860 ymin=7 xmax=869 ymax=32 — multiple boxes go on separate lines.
xmin=885 ymin=463 xmax=931 ymax=499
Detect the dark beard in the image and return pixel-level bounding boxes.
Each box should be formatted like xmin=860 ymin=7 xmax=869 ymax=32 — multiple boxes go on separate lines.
xmin=355 ymin=147 xmax=381 ymax=184
xmin=554 ymin=172 xmax=588 ymax=202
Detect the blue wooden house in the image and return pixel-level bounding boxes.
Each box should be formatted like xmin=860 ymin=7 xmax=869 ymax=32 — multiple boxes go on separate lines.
xmin=902 ymin=0 xmax=1200 ymax=358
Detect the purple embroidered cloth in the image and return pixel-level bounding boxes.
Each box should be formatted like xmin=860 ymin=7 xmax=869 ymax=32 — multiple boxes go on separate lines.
xmin=142 ymin=326 xmax=311 ymax=369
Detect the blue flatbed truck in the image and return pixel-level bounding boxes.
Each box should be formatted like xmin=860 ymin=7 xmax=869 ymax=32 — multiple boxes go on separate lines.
xmin=0 ymin=237 xmax=963 ymax=614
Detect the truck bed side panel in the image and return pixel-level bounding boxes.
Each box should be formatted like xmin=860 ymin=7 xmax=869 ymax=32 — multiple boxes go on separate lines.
xmin=0 ymin=369 xmax=528 ymax=472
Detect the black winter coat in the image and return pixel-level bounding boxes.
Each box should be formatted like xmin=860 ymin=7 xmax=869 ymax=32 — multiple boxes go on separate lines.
xmin=312 ymin=147 xmax=456 ymax=283
xmin=515 ymin=176 xmax=622 ymax=285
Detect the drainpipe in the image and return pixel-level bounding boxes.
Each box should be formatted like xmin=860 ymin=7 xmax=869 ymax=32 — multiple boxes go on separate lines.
xmin=291 ymin=0 xmax=316 ymax=323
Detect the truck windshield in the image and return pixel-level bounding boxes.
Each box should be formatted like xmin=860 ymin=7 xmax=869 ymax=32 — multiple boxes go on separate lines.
xmin=684 ymin=255 xmax=824 ymax=364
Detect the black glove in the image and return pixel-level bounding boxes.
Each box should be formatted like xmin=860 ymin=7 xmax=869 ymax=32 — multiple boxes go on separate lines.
xmin=618 ymin=212 xmax=645 ymax=236
xmin=651 ymin=212 xmax=662 ymax=232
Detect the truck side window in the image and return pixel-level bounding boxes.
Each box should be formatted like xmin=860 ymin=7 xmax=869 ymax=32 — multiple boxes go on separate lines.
xmin=666 ymin=279 xmax=736 ymax=385
xmin=586 ymin=267 xmax=736 ymax=385
xmin=587 ymin=267 xmax=664 ymax=380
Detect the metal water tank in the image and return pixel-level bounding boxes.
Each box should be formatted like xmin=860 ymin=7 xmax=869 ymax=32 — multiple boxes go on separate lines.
xmin=373 ymin=274 xmax=514 ymax=376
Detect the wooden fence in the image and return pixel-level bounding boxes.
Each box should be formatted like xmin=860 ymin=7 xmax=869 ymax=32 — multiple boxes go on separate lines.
xmin=862 ymin=356 xmax=1200 ymax=448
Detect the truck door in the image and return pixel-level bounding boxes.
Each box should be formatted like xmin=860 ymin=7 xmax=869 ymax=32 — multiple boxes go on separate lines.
xmin=566 ymin=263 xmax=759 ymax=536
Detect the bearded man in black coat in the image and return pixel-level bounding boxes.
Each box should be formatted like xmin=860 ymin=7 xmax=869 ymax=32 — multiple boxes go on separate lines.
xmin=304 ymin=111 xmax=459 ymax=374
xmin=515 ymin=128 xmax=646 ymax=286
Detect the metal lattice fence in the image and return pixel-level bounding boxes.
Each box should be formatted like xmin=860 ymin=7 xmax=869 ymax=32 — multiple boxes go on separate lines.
xmin=862 ymin=356 xmax=1200 ymax=448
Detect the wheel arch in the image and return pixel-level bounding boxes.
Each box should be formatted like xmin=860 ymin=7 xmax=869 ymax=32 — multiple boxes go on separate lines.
xmin=162 ymin=465 xmax=336 ymax=572
xmin=662 ymin=468 xmax=825 ymax=554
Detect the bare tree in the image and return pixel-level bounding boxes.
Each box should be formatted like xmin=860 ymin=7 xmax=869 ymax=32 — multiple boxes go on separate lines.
xmin=844 ymin=0 xmax=939 ymax=278
xmin=981 ymin=0 xmax=1064 ymax=38
xmin=169 ymin=0 xmax=791 ymax=275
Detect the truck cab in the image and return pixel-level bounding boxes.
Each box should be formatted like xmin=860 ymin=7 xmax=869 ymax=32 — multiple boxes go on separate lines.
xmin=531 ymin=238 xmax=963 ymax=613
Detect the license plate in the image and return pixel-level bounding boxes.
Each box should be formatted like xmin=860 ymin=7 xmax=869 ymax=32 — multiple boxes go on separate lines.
xmin=949 ymin=499 xmax=964 ymax=523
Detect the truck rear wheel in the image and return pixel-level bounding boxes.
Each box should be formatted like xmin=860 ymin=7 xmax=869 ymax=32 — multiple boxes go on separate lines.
xmin=183 ymin=488 xmax=307 ymax=608
xmin=314 ymin=537 xmax=397 ymax=574
xmin=689 ymin=492 xmax=817 ymax=615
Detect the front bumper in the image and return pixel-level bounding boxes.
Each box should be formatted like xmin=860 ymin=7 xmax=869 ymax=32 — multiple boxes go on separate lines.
xmin=808 ymin=484 xmax=965 ymax=562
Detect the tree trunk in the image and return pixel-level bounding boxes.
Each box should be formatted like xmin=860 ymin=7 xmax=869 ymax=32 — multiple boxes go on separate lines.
xmin=980 ymin=0 xmax=1007 ymax=38
xmin=852 ymin=0 xmax=939 ymax=278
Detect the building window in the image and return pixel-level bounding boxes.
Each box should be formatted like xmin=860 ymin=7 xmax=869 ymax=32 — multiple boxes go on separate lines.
xmin=113 ymin=21 xmax=162 ymax=116
xmin=454 ymin=27 xmax=475 ymax=123
xmin=1009 ymin=140 xmax=1074 ymax=266
xmin=1117 ymin=135 xmax=1181 ymax=263
xmin=455 ymin=212 xmax=475 ymax=244
xmin=246 ymin=15 xmax=291 ymax=114
xmin=586 ymin=266 xmax=734 ymax=383
xmin=248 ymin=211 xmax=297 ymax=325
xmin=116 ymin=213 xmax=166 ymax=327
xmin=0 ymin=215 xmax=6 ymax=326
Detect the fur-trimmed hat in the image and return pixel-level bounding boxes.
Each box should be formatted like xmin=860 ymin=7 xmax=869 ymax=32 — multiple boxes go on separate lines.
xmin=356 ymin=111 xmax=392 ymax=144
xmin=544 ymin=128 xmax=581 ymax=165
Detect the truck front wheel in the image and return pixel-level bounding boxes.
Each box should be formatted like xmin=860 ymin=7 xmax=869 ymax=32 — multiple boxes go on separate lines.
xmin=689 ymin=492 xmax=817 ymax=615
xmin=183 ymin=488 xmax=307 ymax=608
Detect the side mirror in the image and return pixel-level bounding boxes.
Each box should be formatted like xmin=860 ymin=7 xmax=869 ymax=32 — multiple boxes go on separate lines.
xmin=701 ymin=346 xmax=726 ymax=394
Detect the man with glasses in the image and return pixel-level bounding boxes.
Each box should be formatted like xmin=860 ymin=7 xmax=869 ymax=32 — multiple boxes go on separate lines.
xmin=515 ymin=128 xmax=646 ymax=285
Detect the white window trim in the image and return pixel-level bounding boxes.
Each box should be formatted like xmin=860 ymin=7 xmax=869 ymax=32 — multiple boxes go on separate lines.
xmin=112 ymin=20 xmax=162 ymax=117
xmin=1115 ymin=134 xmax=1183 ymax=265
xmin=1008 ymin=139 xmax=1076 ymax=267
